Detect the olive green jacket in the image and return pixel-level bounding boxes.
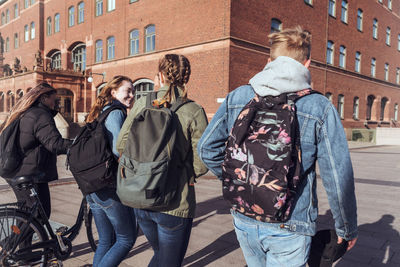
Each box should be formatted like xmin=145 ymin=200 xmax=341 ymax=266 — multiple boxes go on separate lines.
xmin=116 ymin=86 xmax=208 ymax=218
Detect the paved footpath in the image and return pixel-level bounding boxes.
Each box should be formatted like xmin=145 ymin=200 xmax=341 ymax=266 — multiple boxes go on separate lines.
xmin=0 ymin=143 xmax=399 ymax=266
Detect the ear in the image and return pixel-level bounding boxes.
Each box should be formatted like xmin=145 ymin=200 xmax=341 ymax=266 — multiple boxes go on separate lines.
xmin=304 ymin=59 xmax=311 ymax=69
xmin=267 ymin=58 xmax=272 ymax=64
xmin=110 ymin=89 xmax=117 ymax=98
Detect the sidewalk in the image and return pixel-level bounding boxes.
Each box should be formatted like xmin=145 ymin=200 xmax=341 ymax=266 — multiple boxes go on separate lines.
xmin=0 ymin=144 xmax=399 ymax=266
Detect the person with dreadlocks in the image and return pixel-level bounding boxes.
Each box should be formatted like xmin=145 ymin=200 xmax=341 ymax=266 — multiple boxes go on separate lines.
xmin=1 ymin=82 xmax=72 ymax=219
xmin=117 ymin=54 xmax=208 ymax=267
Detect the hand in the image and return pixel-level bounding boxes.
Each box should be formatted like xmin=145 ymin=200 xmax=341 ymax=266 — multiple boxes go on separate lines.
xmin=337 ymin=236 xmax=358 ymax=251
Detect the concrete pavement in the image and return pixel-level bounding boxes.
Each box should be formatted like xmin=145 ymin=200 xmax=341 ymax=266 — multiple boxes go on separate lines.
xmin=0 ymin=143 xmax=399 ymax=266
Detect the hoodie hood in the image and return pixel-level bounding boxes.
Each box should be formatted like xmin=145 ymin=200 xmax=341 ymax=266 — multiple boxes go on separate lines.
xmin=249 ymin=56 xmax=311 ymax=96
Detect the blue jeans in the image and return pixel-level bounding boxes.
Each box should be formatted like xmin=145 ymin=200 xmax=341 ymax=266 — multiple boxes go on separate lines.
xmin=232 ymin=210 xmax=311 ymax=267
xmin=86 ymin=187 xmax=137 ymax=267
xmin=134 ymin=209 xmax=193 ymax=267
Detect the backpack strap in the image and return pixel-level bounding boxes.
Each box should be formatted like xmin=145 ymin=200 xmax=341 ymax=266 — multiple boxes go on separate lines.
xmin=146 ymin=92 xmax=158 ymax=108
xmin=170 ymin=97 xmax=193 ymax=113
xmin=97 ymin=105 xmax=126 ymax=124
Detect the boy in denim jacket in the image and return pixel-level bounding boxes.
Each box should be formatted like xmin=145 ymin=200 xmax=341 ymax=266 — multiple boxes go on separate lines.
xmin=197 ymin=26 xmax=357 ymax=267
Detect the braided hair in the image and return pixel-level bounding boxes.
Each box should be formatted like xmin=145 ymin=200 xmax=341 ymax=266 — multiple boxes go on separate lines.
xmin=158 ymin=54 xmax=191 ymax=103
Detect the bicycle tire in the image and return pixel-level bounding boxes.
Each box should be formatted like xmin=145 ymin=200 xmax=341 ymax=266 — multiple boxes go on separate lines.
xmin=0 ymin=208 xmax=49 ymax=267
xmin=86 ymin=207 xmax=98 ymax=252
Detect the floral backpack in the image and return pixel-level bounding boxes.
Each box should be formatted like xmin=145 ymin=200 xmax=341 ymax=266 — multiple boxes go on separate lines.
xmin=222 ymin=88 xmax=312 ymax=223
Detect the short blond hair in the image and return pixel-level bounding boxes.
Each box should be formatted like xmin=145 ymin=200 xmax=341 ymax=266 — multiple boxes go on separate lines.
xmin=268 ymin=26 xmax=312 ymax=63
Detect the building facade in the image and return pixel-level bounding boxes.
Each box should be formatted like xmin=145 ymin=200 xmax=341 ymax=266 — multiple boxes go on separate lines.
xmin=0 ymin=0 xmax=399 ymax=138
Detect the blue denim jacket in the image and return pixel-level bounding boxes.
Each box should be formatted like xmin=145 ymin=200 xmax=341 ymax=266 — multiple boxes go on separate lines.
xmin=197 ymin=85 xmax=358 ymax=240
xmin=103 ymin=101 xmax=127 ymax=158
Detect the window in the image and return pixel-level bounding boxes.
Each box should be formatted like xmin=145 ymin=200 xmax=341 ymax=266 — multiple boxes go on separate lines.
xmin=133 ymin=79 xmax=154 ymax=100
xmin=271 ymin=18 xmax=282 ymax=33
xmin=30 ymin=22 xmax=35 ymax=39
xmin=388 ymin=0 xmax=392 ymax=10
xmin=72 ymin=44 xmax=86 ymax=71
xmin=51 ymin=51 xmax=61 ymax=70
xmin=337 ymin=94 xmax=344 ymax=119
xmin=397 ymin=68 xmax=400 ymax=84
xmin=394 ymin=103 xmax=398 ymax=121
xmin=145 ymin=25 xmax=155 ymax=52
xmin=6 ymin=9 xmax=9 ymax=23
xmin=385 ymin=63 xmax=389 ymax=81
xmin=5 ymin=37 xmax=9 ymax=52
xmin=95 ymin=40 xmax=103 ymax=62
xmin=24 ymin=0 xmax=29 ymax=8
xmin=304 ymin=0 xmax=312 ymax=5
xmin=341 ymin=0 xmax=348 ymax=23
xmin=353 ymin=97 xmax=359 ymax=120
xmin=386 ymin=27 xmax=391 ymax=45
xmin=96 ymin=0 xmax=103 ymax=16
xmin=328 ymin=0 xmax=336 ymax=16
xmin=357 ymin=9 xmax=363 ymax=31
xmin=107 ymin=36 xmax=115 ymax=59
xmin=339 ymin=45 xmax=346 ymax=68
xmin=14 ymin=33 xmax=19 ymax=49
xmin=130 ymin=0 xmax=138 ymax=3
xmin=14 ymin=4 xmax=18 ymax=18
xmin=325 ymin=92 xmax=333 ymax=103
xmin=78 ymin=2 xmax=84 ymax=24
xmin=327 ymin=41 xmax=334 ymax=65
xmin=47 ymin=17 xmax=52 ymax=35
xmin=24 ymin=25 xmax=29 ymax=42
xmin=69 ymin=6 xmax=75 ymax=27
xmin=1 ymin=13 xmax=4 ymax=25
xmin=373 ymin=19 xmax=378 ymax=39
xmin=355 ymin=51 xmax=361 ymax=73
xmin=398 ymin=34 xmax=400 ymax=51
xmin=129 ymin=30 xmax=139 ymax=55
xmin=54 ymin=14 xmax=60 ymax=33
xmin=378 ymin=0 xmax=382 ymax=3
xmin=380 ymin=97 xmax=388 ymax=121
xmin=371 ymin=58 xmax=376 ymax=77
xmin=107 ymin=0 xmax=115 ymax=11
xmin=31 ymin=0 xmax=35 ymax=5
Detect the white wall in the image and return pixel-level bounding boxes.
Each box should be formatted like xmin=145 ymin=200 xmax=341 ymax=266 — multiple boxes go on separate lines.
xmin=376 ymin=128 xmax=400 ymax=145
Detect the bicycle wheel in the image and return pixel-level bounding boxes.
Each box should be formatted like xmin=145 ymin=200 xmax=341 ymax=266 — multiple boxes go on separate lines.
xmin=0 ymin=208 xmax=49 ymax=267
xmin=86 ymin=207 xmax=98 ymax=252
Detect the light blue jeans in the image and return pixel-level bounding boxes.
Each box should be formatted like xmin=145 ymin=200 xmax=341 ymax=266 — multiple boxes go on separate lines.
xmin=232 ymin=210 xmax=311 ymax=267
xmin=86 ymin=187 xmax=137 ymax=267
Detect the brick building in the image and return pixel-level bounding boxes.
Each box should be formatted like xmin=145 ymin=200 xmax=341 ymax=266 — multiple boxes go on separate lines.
xmin=0 ymin=0 xmax=399 ymax=138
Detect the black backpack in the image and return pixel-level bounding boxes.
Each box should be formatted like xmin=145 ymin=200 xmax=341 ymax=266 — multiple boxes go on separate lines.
xmin=222 ymin=88 xmax=312 ymax=223
xmin=67 ymin=106 xmax=125 ymax=195
xmin=117 ymin=92 xmax=192 ymax=211
xmin=0 ymin=118 xmax=23 ymax=178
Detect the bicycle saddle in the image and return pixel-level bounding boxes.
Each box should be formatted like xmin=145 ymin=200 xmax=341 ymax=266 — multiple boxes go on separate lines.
xmin=11 ymin=176 xmax=34 ymax=188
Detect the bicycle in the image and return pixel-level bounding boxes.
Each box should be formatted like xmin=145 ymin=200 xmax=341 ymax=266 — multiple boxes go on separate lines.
xmin=0 ymin=176 xmax=98 ymax=266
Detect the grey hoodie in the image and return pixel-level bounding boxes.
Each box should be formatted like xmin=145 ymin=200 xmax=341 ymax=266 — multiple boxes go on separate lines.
xmin=249 ymin=56 xmax=311 ymax=96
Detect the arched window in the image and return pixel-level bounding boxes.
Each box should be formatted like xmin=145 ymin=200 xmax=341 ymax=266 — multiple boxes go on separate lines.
xmin=372 ymin=19 xmax=378 ymax=39
xmin=95 ymin=40 xmax=103 ymax=62
xmin=339 ymin=45 xmax=346 ymax=68
xmin=341 ymin=0 xmax=348 ymax=23
xmin=380 ymin=97 xmax=388 ymax=121
xmin=328 ymin=0 xmax=336 ymax=16
xmin=47 ymin=17 xmax=52 ymax=35
xmin=337 ymin=94 xmax=344 ymax=119
xmin=327 ymin=41 xmax=334 ymax=65
xmin=30 ymin=22 xmax=35 ymax=39
xmin=271 ymin=18 xmax=282 ymax=33
xmin=133 ymin=79 xmax=154 ymax=100
xmin=24 ymin=0 xmax=29 ymax=8
xmin=5 ymin=37 xmax=9 ymax=52
xmin=325 ymin=92 xmax=333 ymax=103
xmin=16 ymin=89 xmax=23 ymax=100
xmin=6 ymin=9 xmax=9 ymax=23
xmin=355 ymin=51 xmax=361 ymax=73
xmin=388 ymin=0 xmax=392 ymax=10
xmin=371 ymin=58 xmax=376 ymax=77
xmin=129 ymin=29 xmax=139 ymax=55
xmin=107 ymin=36 xmax=115 ymax=59
xmin=72 ymin=44 xmax=86 ymax=71
xmin=54 ymin=13 xmax=60 ymax=33
xmin=107 ymin=0 xmax=115 ymax=12
xmin=14 ymin=33 xmax=19 ymax=49
xmin=145 ymin=25 xmax=155 ymax=52
xmin=384 ymin=63 xmax=389 ymax=81
xmin=1 ymin=12 xmax=4 ymax=25
xmin=357 ymin=9 xmax=363 ymax=31
xmin=366 ymin=95 xmax=375 ymax=120
xmin=394 ymin=103 xmax=398 ymax=121
xmin=68 ymin=6 xmax=75 ymax=27
xmin=386 ymin=27 xmax=391 ymax=45
xmin=24 ymin=25 xmax=29 ymax=42
xmin=50 ymin=51 xmax=61 ymax=70
xmin=0 ymin=93 xmax=4 ymax=112
xmin=96 ymin=0 xmax=103 ymax=16
xmin=353 ymin=97 xmax=359 ymax=120
xmin=78 ymin=2 xmax=84 ymax=24
xmin=14 ymin=4 xmax=18 ymax=18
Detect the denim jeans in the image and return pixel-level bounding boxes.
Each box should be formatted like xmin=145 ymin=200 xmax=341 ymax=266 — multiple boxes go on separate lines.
xmin=134 ymin=209 xmax=193 ymax=267
xmin=86 ymin=187 xmax=137 ymax=267
xmin=232 ymin=210 xmax=311 ymax=267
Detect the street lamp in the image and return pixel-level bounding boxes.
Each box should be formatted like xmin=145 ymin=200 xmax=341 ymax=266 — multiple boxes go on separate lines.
xmin=87 ymin=71 xmax=106 ymax=83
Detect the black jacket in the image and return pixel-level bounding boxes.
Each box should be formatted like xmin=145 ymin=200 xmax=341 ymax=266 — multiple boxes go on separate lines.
xmin=14 ymin=103 xmax=72 ymax=183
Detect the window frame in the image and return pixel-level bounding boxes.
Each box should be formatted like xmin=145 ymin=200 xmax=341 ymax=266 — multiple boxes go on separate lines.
xmin=78 ymin=2 xmax=84 ymax=24
xmin=384 ymin=63 xmax=389 ymax=81
xmin=355 ymin=51 xmax=361 ymax=73
xmin=339 ymin=45 xmax=346 ymax=68
xmin=341 ymin=0 xmax=348 ymax=24
xmin=373 ymin=19 xmax=378 ymax=39
xmin=47 ymin=17 xmax=52 ymax=36
xmin=30 ymin=22 xmax=35 ymax=40
xmin=327 ymin=41 xmax=334 ymax=65
xmin=353 ymin=97 xmax=359 ymax=120
xmin=95 ymin=39 xmax=103 ymax=62
xmin=24 ymin=24 xmax=29 ymax=42
xmin=270 ymin=18 xmax=282 ymax=33
xmin=337 ymin=94 xmax=345 ymax=119
xmin=107 ymin=36 xmax=115 ymax=60
xmin=129 ymin=29 xmax=139 ymax=56
xmin=96 ymin=0 xmax=103 ymax=16
xmin=107 ymin=0 xmax=115 ymax=12
xmin=145 ymin=25 xmax=155 ymax=52
xmin=68 ymin=6 xmax=75 ymax=27
xmin=371 ymin=58 xmax=376 ymax=77
xmin=14 ymin=3 xmax=18 ymax=18
xmin=386 ymin=27 xmax=391 ymax=46
xmin=357 ymin=9 xmax=363 ymax=31
xmin=328 ymin=0 xmax=336 ymax=17
xmin=54 ymin=13 xmax=60 ymax=33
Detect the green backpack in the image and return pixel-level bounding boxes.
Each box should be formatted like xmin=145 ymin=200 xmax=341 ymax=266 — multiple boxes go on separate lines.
xmin=117 ymin=92 xmax=192 ymax=211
